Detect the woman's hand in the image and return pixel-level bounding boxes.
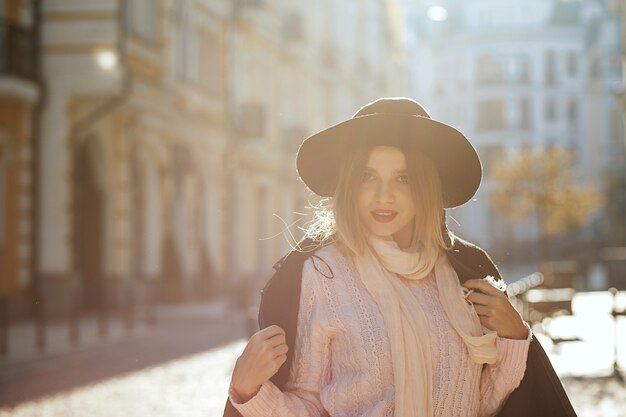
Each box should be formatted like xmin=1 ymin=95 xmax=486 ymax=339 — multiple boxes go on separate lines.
xmin=230 ymin=325 xmax=289 ymax=402
xmin=462 ymin=279 xmax=528 ymax=340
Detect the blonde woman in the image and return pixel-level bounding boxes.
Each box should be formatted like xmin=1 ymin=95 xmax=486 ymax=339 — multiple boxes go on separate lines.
xmin=223 ymin=98 xmax=577 ymax=417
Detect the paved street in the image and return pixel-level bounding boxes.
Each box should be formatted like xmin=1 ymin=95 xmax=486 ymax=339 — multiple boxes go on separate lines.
xmin=0 ymin=339 xmax=247 ymax=417
xmin=0 ymin=303 xmax=251 ymax=416
xmin=1 ymin=299 xmax=625 ymax=417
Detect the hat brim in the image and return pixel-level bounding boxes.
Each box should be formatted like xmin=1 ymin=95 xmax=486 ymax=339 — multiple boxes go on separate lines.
xmin=296 ymin=113 xmax=482 ymax=208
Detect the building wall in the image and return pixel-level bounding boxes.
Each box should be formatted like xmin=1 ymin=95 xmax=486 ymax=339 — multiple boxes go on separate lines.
xmin=31 ymin=0 xmax=407 ymax=313
xmin=0 ymin=0 xmax=39 ymax=299
xmin=0 ymin=100 xmax=34 ymax=295
xmin=409 ymin=0 xmax=622 ymax=259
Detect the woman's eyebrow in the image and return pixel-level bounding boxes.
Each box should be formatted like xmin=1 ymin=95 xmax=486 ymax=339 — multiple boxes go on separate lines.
xmin=364 ymin=167 xmax=408 ymax=174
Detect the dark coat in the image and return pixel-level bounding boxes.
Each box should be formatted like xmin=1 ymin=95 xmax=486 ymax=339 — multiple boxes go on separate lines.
xmin=224 ymin=237 xmax=577 ymax=417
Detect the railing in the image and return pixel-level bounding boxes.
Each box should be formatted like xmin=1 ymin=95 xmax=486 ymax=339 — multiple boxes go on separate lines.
xmin=0 ymin=18 xmax=38 ymax=81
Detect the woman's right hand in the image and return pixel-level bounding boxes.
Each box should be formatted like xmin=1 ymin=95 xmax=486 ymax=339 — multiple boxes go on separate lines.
xmin=230 ymin=325 xmax=289 ymax=402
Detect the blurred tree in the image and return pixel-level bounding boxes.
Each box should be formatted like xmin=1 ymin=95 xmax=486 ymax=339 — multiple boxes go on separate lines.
xmin=490 ymin=147 xmax=605 ymax=260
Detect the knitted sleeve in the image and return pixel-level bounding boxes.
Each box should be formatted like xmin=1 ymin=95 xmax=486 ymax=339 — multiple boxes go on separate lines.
xmin=229 ymin=258 xmax=332 ymax=417
xmin=478 ymin=325 xmax=532 ymax=417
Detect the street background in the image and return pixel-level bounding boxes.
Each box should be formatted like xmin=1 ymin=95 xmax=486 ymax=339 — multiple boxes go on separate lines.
xmin=1 ymin=0 xmax=626 ymax=416
xmin=1 ymin=300 xmax=626 ymax=417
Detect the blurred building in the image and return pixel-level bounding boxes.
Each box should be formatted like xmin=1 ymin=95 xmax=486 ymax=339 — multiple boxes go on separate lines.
xmin=607 ymin=0 xmax=626 ymax=247
xmin=0 ymin=0 xmax=408 ymax=336
xmin=222 ymin=0 xmax=408 ymax=305
xmin=408 ymin=0 xmax=624 ymax=267
xmin=0 ymin=1 xmax=40 ymax=321
xmin=608 ymin=0 xmax=626 ymax=113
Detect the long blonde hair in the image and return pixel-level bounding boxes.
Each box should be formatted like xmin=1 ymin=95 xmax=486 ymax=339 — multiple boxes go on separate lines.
xmin=303 ymin=145 xmax=453 ymax=260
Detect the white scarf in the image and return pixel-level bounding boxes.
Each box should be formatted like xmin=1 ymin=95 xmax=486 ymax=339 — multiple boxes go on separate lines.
xmin=355 ymin=236 xmax=498 ymax=417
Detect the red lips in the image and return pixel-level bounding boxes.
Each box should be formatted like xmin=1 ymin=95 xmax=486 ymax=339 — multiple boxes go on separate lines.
xmin=370 ymin=209 xmax=398 ymax=223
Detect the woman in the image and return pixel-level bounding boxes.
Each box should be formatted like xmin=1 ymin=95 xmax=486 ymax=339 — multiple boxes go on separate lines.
xmin=224 ymin=98 xmax=573 ymax=417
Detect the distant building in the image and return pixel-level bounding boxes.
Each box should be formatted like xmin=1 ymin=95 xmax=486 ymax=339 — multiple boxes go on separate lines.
xmin=408 ymin=0 xmax=624 ymax=265
xmin=606 ymin=0 xmax=626 ymax=249
xmin=0 ymin=0 xmax=408 ymax=332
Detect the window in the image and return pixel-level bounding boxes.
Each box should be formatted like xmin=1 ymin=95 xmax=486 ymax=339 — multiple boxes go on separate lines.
xmin=173 ymin=24 xmax=197 ymax=82
xmin=125 ymin=0 xmax=157 ymax=43
xmin=0 ymin=0 xmax=36 ymax=26
xmin=567 ymin=99 xmax=578 ymax=124
xmin=476 ymin=54 xmax=505 ymax=85
xmin=610 ymin=105 xmax=625 ymax=145
xmin=545 ymin=98 xmax=557 ymax=122
xmin=545 ymin=51 xmax=556 ymax=85
xmin=0 ymin=0 xmax=31 ymax=24
xmin=201 ymin=30 xmax=222 ymax=96
xmin=172 ymin=23 xmax=186 ymax=78
xmin=186 ymin=28 xmax=200 ymax=83
xmin=172 ymin=20 xmax=218 ymax=89
xmin=520 ymin=99 xmax=531 ymax=129
xmin=477 ymin=54 xmax=530 ymax=85
xmin=590 ymin=58 xmax=602 ymax=79
xmin=566 ymin=51 xmax=578 ymax=77
xmin=477 ymin=99 xmax=505 ymax=131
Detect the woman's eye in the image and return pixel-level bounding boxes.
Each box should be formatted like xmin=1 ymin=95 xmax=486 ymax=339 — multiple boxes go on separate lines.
xmin=361 ymin=172 xmax=375 ymax=182
xmin=398 ymin=175 xmax=409 ymax=183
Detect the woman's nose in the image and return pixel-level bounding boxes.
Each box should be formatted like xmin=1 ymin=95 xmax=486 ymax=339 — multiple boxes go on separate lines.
xmin=375 ymin=182 xmax=394 ymax=202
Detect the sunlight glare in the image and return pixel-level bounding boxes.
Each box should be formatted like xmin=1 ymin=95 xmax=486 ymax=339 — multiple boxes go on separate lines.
xmin=427 ymin=6 xmax=448 ymax=22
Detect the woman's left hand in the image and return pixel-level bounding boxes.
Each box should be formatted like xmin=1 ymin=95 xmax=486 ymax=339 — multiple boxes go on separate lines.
xmin=462 ymin=279 xmax=529 ymax=340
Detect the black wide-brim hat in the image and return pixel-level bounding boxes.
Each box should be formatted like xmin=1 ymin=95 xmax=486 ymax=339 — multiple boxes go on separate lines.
xmin=296 ymin=97 xmax=482 ymax=208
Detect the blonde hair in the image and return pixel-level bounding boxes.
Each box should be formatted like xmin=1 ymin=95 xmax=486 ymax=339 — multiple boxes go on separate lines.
xmin=303 ymin=145 xmax=453 ymax=260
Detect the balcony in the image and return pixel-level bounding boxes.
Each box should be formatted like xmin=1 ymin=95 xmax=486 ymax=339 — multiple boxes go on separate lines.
xmin=0 ymin=18 xmax=38 ymax=81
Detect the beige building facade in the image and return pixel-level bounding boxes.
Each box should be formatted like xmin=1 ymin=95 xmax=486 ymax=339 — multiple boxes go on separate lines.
xmin=0 ymin=0 xmax=408 ymax=325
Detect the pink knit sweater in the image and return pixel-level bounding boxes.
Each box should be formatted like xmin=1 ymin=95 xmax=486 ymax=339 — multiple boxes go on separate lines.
xmin=230 ymin=244 xmax=530 ymax=417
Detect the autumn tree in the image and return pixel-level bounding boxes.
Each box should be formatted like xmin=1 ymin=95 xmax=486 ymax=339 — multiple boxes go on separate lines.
xmin=490 ymin=147 xmax=605 ymax=260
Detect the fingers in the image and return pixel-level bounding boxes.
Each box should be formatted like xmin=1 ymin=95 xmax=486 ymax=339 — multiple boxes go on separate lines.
xmin=464 ymin=282 xmax=528 ymax=338
xmin=251 ymin=326 xmax=286 ymax=346
xmin=275 ymin=354 xmax=288 ymax=367
xmin=258 ymin=337 xmax=288 ymax=358
xmin=463 ymin=279 xmax=505 ymax=297
xmin=259 ymin=325 xmax=286 ymax=339
xmin=261 ymin=325 xmax=287 ymax=352
xmin=472 ymin=303 xmax=499 ymax=330
xmin=249 ymin=326 xmax=288 ymax=362
xmin=273 ymin=343 xmax=289 ymax=357
xmin=268 ymin=351 xmax=288 ymax=370
xmin=232 ymin=326 xmax=289 ymax=393
xmin=467 ymin=290 xmax=509 ymax=317
xmin=472 ymin=304 xmax=492 ymax=317
xmin=466 ymin=291 xmax=492 ymax=306
xmin=265 ymin=332 xmax=287 ymax=348
xmin=265 ymin=354 xmax=288 ymax=376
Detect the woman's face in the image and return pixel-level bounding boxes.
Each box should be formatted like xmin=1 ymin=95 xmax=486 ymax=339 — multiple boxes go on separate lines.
xmin=357 ymin=146 xmax=416 ymax=249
